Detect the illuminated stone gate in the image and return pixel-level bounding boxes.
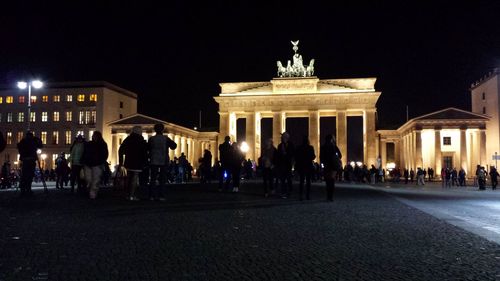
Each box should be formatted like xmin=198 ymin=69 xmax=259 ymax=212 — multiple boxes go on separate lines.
xmin=214 ymin=77 xmax=381 ymax=165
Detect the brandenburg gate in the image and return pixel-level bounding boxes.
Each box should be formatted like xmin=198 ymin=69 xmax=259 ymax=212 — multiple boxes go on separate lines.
xmin=214 ymin=41 xmax=381 ymax=165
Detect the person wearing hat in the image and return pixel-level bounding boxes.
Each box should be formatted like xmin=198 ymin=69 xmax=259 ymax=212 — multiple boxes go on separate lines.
xmin=69 ymin=135 xmax=86 ymax=193
xmin=119 ymin=126 xmax=148 ymax=201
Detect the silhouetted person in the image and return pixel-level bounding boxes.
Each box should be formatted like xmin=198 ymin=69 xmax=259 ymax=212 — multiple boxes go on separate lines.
xmin=200 ymin=149 xmax=212 ymax=184
xmin=82 ymin=131 xmax=108 ymax=199
xmin=69 ymin=135 xmax=85 ymax=193
xmin=261 ymin=138 xmax=277 ymax=197
xmin=17 ymin=131 xmax=43 ymax=197
xmin=218 ymin=136 xmax=232 ymax=191
xmin=490 ymin=166 xmax=498 ymax=190
xmin=55 ymin=152 xmax=69 ymax=189
xmin=230 ymin=142 xmax=245 ymax=192
xmin=276 ymin=132 xmax=294 ymax=199
xmin=320 ymin=134 xmax=342 ymax=201
xmin=295 ymin=136 xmax=315 ymax=200
xmin=119 ymin=126 xmax=148 ymax=201
xmin=148 ymin=123 xmax=177 ymax=200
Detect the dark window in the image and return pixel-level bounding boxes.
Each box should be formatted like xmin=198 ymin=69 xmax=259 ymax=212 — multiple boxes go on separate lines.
xmin=483 ymin=107 xmax=486 ymax=114
xmin=119 ymin=114 xmax=123 ymax=119
xmin=119 ymin=101 xmax=123 ymax=108
xmin=482 ymin=92 xmax=486 ymax=100
xmin=443 ymin=136 xmax=451 ymax=145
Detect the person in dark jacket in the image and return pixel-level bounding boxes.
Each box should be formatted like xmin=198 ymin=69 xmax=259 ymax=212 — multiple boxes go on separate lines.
xmin=320 ymin=134 xmax=342 ymax=201
xmin=200 ymin=149 xmax=212 ymax=184
xmin=276 ymin=132 xmax=294 ymax=199
xmin=230 ymin=142 xmax=245 ymax=192
xmin=295 ymin=136 xmax=316 ymax=200
xmin=261 ymin=138 xmax=277 ymax=197
xmin=55 ymin=152 xmax=69 ymax=189
xmin=119 ymin=126 xmax=148 ymax=201
xmin=82 ymin=131 xmax=108 ymax=199
xmin=218 ymin=136 xmax=232 ymax=191
xmin=17 ymin=131 xmax=43 ymax=197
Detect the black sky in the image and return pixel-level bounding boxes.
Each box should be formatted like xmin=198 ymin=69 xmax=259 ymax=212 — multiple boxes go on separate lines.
xmin=1 ymin=1 xmax=500 ymax=130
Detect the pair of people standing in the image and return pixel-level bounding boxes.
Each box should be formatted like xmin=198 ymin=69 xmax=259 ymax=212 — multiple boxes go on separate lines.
xmin=118 ymin=123 xmax=177 ymax=201
xmin=218 ymin=136 xmax=245 ymax=192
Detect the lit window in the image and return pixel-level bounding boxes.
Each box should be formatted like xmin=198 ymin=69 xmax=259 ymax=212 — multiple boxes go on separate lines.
xmin=89 ymin=130 xmax=94 ymax=140
xmin=41 ymin=131 xmax=47 ymax=144
xmin=31 ymin=96 xmax=37 ymax=103
xmin=66 ymin=111 xmax=72 ymax=122
xmin=77 ymin=94 xmax=85 ymax=102
xmin=53 ymin=95 xmax=60 ymax=102
xmin=53 ymin=111 xmax=60 ymax=122
xmin=85 ymin=111 xmax=90 ymax=124
xmin=30 ymin=112 xmax=36 ymax=122
xmin=79 ymin=111 xmax=84 ymax=124
xmin=443 ymin=136 xmax=451 ymax=146
xmin=77 ymin=130 xmax=84 ymax=137
xmin=42 ymin=96 xmax=48 ymax=102
xmin=42 ymin=112 xmax=48 ymax=122
xmin=90 ymin=94 xmax=97 ymax=102
xmin=7 ymin=112 xmax=12 ymax=123
xmin=91 ymin=110 xmax=96 ymax=124
xmin=17 ymin=112 xmax=24 ymax=122
xmin=483 ymin=107 xmax=486 ymax=114
xmin=66 ymin=95 xmax=73 ymax=102
xmin=6 ymin=96 xmax=13 ymax=103
xmin=0 ymin=97 xmax=3 ymax=103
xmin=65 ymin=131 xmax=72 ymax=145
xmin=18 ymin=96 xmax=25 ymax=103
xmin=6 ymin=132 xmax=12 ymax=145
xmin=17 ymin=132 xmax=23 ymax=143
xmin=52 ymin=131 xmax=59 ymax=145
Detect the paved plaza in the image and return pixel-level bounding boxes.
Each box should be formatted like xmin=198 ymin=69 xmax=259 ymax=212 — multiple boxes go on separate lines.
xmin=1 ymin=180 xmax=500 ymax=280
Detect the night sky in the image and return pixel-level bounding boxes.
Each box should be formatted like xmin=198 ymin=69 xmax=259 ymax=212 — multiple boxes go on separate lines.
xmin=1 ymin=1 xmax=500 ymax=131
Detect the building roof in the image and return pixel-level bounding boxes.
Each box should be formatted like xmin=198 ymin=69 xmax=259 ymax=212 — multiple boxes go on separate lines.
xmin=0 ymin=81 xmax=138 ymax=98
xmin=470 ymin=68 xmax=499 ymax=90
xmin=412 ymin=107 xmax=489 ymax=121
xmin=108 ymin=113 xmax=167 ymax=126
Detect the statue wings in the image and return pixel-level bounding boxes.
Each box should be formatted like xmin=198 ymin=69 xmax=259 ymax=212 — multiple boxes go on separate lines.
xmin=291 ymin=40 xmax=299 ymax=46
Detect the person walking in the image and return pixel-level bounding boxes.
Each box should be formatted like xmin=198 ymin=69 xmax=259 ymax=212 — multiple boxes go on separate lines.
xmin=69 ymin=135 xmax=85 ymax=193
xmin=275 ymin=132 xmax=294 ymax=199
xmin=118 ymin=126 xmax=148 ymax=201
xmin=82 ymin=131 xmax=108 ymax=199
xmin=490 ymin=166 xmax=498 ymax=190
xmin=261 ymin=138 xmax=277 ymax=197
xmin=230 ymin=142 xmax=245 ymax=192
xmin=218 ymin=136 xmax=232 ymax=191
xmin=320 ymin=134 xmax=342 ymax=201
xmin=17 ymin=131 xmax=43 ymax=197
xmin=295 ymin=136 xmax=315 ymax=200
xmin=148 ymin=123 xmax=177 ymax=201
xmin=55 ymin=152 xmax=69 ymax=189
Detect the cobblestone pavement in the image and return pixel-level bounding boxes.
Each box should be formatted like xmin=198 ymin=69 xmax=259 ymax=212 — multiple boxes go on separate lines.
xmin=1 ymin=181 xmax=500 ymax=280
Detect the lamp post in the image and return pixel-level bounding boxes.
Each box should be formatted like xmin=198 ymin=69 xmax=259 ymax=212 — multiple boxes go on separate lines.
xmin=17 ymin=80 xmax=43 ymax=131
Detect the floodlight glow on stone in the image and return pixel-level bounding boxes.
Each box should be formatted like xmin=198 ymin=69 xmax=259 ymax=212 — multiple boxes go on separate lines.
xmin=240 ymin=141 xmax=249 ymax=153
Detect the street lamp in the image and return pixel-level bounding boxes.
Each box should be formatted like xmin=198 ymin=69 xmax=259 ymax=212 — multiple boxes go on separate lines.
xmin=17 ymin=80 xmax=43 ymax=131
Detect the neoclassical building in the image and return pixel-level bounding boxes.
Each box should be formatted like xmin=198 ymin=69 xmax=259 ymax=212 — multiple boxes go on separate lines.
xmin=379 ymin=108 xmax=489 ymax=175
xmin=108 ymin=114 xmax=218 ymax=168
xmin=214 ymin=77 xmax=381 ymax=165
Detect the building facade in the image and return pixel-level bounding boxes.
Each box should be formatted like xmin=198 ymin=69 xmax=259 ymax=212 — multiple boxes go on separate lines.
xmin=0 ymin=81 xmax=137 ymax=169
xmin=108 ymin=114 xmax=219 ymax=170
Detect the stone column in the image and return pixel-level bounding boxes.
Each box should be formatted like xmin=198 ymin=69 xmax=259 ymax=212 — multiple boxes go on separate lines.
xmin=363 ymin=109 xmax=377 ymax=165
xmin=480 ymin=129 xmax=487 ymax=166
xmin=460 ymin=128 xmax=467 ymax=172
xmin=336 ymin=110 xmax=347 ymax=165
xmin=111 ymin=134 xmax=118 ymax=167
xmin=272 ymin=111 xmax=286 ymax=146
xmin=415 ymin=129 xmax=423 ymax=168
xmin=174 ymin=135 xmax=181 ymax=158
xmin=209 ymin=140 xmax=217 ymax=166
xmin=192 ymin=140 xmax=200 ymax=169
xmin=187 ymin=137 xmax=193 ymax=164
xmin=229 ymin=112 xmax=237 ymax=142
xmin=180 ymin=136 xmax=187 ymax=156
xmin=245 ymin=112 xmax=255 ymax=161
xmin=254 ymin=112 xmax=261 ymax=162
xmin=434 ymin=129 xmax=442 ymax=176
xmin=308 ymin=110 xmax=320 ymax=161
xmin=380 ymin=140 xmax=387 ymax=169
xmin=219 ymin=112 xmax=229 ymax=139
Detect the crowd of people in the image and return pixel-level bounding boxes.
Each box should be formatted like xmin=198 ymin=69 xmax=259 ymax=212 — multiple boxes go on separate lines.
xmin=6 ymin=123 xmax=500 ymax=201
